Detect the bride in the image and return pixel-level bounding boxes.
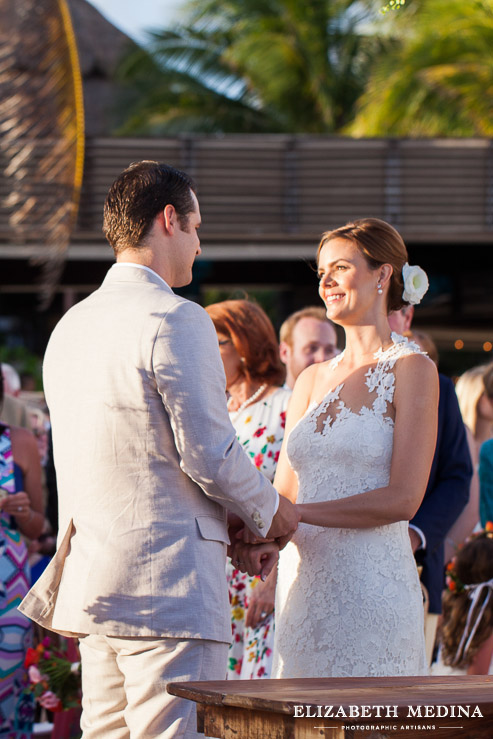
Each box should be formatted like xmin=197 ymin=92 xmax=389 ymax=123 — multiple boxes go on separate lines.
xmin=236 ymin=218 xmax=438 ymax=677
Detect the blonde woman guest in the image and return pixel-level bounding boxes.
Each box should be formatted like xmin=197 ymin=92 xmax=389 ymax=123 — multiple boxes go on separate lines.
xmin=456 ymin=363 xmax=493 ymax=465
xmin=478 ymin=366 xmax=493 ymax=528
xmin=237 ymin=218 xmax=438 ymax=678
xmin=206 ymin=300 xmax=291 ymax=679
xmin=445 ymin=364 xmax=493 ymax=560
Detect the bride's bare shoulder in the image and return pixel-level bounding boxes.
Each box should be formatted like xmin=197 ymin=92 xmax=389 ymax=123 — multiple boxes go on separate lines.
xmin=396 ymin=350 xmax=437 ymax=378
xmin=395 ymin=351 xmax=438 ymax=401
xmin=293 ymin=360 xmax=335 ymax=404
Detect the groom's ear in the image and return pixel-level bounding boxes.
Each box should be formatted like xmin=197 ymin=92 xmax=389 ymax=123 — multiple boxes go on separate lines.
xmin=162 ymin=204 xmax=177 ymax=235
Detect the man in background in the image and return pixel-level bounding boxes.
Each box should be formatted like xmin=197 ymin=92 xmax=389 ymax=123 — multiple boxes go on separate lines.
xmin=279 ymin=306 xmax=339 ymax=389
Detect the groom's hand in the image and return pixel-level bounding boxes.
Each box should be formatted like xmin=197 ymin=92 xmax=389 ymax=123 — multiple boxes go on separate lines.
xmin=236 ymin=497 xmax=300 ymax=548
xmin=227 ymin=513 xmax=248 ymax=560
xmin=232 ymin=541 xmax=279 ymax=579
xmin=240 ymin=496 xmax=300 ymax=549
xmin=267 ymin=495 xmax=300 ymax=549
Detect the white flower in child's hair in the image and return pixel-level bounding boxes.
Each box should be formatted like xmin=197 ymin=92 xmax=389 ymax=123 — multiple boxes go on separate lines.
xmin=402 ymin=263 xmax=429 ymax=305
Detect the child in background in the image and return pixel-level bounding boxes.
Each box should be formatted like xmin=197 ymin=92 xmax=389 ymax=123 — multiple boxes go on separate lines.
xmin=431 ymin=528 xmax=493 ymax=675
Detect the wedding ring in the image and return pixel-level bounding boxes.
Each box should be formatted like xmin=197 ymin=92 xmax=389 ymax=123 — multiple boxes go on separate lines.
xmin=17 ymin=506 xmax=22 ymax=512
xmin=261 ymin=611 xmax=267 ymax=618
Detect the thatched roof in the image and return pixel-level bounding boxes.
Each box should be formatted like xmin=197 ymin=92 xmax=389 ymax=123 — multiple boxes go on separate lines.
xmin=67 ymin=0 xmax=137 ymax=136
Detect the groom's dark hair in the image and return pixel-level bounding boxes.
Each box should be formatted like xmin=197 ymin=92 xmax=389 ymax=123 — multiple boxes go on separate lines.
xmin=103 ymin=161 xmax=196 ymax=255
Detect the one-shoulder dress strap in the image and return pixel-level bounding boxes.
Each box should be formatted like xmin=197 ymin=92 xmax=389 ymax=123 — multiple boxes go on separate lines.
xmin=365 ymin=332 xmax=427 ymax=416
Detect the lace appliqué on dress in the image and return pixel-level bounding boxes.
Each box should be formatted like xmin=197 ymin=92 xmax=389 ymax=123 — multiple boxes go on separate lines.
xmin=365 ymin=331 xmax=424 ymax=416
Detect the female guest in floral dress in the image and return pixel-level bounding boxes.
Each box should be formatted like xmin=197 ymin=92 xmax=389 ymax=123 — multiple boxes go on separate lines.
xmin=0 ymin=368 xmax=44 ymax=737
xmin=206 ymin=300 xmax=290 ymax=679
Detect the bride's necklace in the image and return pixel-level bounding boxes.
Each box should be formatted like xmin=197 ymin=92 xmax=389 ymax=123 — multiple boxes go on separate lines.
xmin=228 ymin=383 xmax=267 ymax=420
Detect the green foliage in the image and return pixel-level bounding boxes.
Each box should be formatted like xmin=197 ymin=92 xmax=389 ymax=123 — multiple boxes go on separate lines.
xmin=381 ymin=0 xmax=407 ymax=12
xmin=350 ymin=0 xmax=493 ymax=136
xmin=115 ymin=0 xmax=383 ymax=134
xmin=116 ymin=0 xmax=492 ymax=137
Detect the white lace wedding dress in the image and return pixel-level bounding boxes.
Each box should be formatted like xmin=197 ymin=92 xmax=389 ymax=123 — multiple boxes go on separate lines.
xmin=273 ymin=334 xmax=428 ymax=678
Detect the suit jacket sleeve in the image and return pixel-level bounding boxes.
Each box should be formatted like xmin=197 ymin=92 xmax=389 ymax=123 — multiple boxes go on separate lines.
xmin=152 ymin=299 xmax=278 ymax=537
xmin=410 ymin=374 xmax=472 ymax=555
xmin=479 ymin=440 xmax=493 ymax=528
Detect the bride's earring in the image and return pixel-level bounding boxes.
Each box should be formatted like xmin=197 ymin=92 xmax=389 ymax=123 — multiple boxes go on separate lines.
xmin=377 ymin=283 xmax=383 ymax=295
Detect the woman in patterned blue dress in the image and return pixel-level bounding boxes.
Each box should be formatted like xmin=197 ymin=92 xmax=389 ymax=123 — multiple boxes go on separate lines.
xmin=0 ymin=368 xmax=44 ymax=738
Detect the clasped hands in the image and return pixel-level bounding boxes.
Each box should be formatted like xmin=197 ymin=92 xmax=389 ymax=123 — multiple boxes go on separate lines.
xmin=230 ymin=536 xmax=279 ymax=581
xmin=228 ymin=496 xmax=300 ymax=580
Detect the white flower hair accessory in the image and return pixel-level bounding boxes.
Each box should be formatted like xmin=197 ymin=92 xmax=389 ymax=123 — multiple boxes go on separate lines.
xmin=402 ymin=263 xmax=429 ymax=305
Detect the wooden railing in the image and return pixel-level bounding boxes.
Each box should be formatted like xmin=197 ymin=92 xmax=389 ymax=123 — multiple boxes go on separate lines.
xmin=2 ymin=136 xmax=493 ymax=259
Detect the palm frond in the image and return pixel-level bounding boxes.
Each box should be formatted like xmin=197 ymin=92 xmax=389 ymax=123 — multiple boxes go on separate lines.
xmin=350 ymin=0 xmax=493 ymax=136
xmin=115 ymin=0 xmax=383 ymax=135
xmin=0 ymin=0 xmax=84 ymax=308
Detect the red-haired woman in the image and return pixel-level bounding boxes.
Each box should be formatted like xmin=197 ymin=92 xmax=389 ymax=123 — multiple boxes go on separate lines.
xmin=206 ymin=299 xmax=290 ymax=680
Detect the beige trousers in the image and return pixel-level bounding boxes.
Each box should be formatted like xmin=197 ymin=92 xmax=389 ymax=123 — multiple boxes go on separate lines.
xmin=78 ymin=635 xmax=228 ymax=739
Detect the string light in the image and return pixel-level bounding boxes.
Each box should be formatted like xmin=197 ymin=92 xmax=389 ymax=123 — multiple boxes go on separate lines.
xmin=454 ymin=340 xmax=464 ymax=350
xmin=484 ymin=342 xmax=492 ymax=353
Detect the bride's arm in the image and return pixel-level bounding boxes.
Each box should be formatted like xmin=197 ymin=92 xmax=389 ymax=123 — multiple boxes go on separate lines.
xmin=239 ymin=367 xmax=315 ymax=544
xmin=295 ymin=353 xmax=439 ymax=528
xmin=273 ymin=364 xmax=318 ymax=504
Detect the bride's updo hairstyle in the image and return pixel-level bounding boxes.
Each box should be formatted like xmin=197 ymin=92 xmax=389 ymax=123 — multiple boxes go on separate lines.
xmin=316 ymin=217 xmax=408 ymax=313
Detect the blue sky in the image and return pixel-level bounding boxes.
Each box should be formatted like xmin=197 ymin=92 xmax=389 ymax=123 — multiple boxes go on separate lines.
xmin=86 ymin=0 xmax=185 ymax=44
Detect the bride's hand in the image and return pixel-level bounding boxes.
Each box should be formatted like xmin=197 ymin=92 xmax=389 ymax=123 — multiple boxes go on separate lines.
xmin=245 ymin=568 xmax=277 ymax=628
xmin=238 ymin=527 xmax=268 ymax=545
xmin=231 ymin=541 xmax=279 ymax=579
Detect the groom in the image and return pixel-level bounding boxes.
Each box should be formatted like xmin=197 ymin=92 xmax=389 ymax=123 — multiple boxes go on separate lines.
xmin=20 ymin=161 xmax=299 ymax=738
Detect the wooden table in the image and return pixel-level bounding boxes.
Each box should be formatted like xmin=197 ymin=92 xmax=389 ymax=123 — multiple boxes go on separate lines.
xmin=168 ymin=675 xmax=493 ymax=738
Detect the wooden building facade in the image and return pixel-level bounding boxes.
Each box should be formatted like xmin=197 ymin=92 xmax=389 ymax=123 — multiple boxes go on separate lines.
xmin=1 ymin=135 xmax=493 ymax=371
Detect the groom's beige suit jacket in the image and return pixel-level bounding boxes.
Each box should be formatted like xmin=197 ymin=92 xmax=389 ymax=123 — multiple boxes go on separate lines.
xmin=19 ymin=265 xmax=278 ymax=642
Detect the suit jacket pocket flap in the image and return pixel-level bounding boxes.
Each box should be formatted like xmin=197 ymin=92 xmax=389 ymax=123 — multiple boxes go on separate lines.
xmin=195 ymin=515 xmax=230 ymax=544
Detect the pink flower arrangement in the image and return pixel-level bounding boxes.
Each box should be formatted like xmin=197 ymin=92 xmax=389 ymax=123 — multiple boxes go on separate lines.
xmin=24 ymin=636 xmax=81 ymax=712
xmin=27 ymin=665 xmax=43 ymax=684
xmin=39 ymin=691 xmax=63 ymax=713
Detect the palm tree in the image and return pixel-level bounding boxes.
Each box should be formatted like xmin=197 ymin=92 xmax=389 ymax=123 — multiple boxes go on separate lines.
xmin=116 ymin=0 xmax=384 ymax=134
xmin=0 ymin=0 xmax=84 ymax=306
xmin=349 ymin=0 xmax=493 ymax=136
